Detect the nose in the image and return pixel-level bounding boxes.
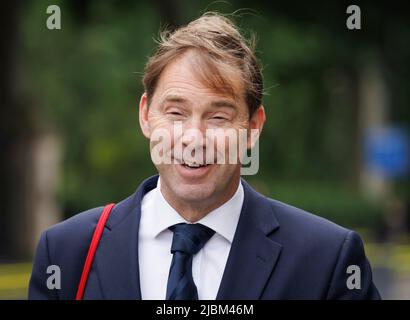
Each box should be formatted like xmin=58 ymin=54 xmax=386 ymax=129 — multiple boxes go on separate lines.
xmin=181 ymin=119 xmax=206 ymax=147
xmin=180 ymin=119 xmax=207 ymax=162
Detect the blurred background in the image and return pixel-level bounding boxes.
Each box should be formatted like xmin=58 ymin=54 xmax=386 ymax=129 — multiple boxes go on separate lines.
xmin=0 ymin=0 xmax=409 ymax=299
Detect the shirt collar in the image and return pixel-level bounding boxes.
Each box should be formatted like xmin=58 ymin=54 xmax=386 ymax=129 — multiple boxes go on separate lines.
xmin=149 ymin=176 xmax=244 ymax=243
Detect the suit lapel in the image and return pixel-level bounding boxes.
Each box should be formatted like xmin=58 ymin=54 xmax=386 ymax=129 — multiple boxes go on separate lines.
xmin=92 ymin=175 xmax=159 ymax=299
xmin=216 ymin=179 xmax=282 ymax=299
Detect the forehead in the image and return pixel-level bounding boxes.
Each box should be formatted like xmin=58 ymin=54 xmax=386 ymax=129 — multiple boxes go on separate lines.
xmin=153 ymin=50 xmax=245 ymax=106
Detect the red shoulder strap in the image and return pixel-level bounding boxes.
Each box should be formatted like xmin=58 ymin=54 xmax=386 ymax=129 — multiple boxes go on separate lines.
xmin=75 ymin=203 xmax=115 ymax=300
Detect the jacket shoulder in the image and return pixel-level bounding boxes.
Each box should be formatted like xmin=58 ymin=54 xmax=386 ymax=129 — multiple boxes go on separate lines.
xmin=29 ymin=206 xmax=105 ymax=299
xmin=267 ymin=197 xmax=350 ymax=245
xmin=46 ymin=206 xmax=106 ymax=259
xmin=45 ymin=206 xmax=105 ymax=244
xmin=261 ymin=197 xmax=379 ymax=299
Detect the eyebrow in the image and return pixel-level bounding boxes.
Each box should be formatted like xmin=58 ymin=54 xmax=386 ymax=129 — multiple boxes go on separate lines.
xmin=162 ymin=94 xmax=237 ymax=111
xmin=162 ymin=95 xmax=188 ymax=105
xmin=210 ymin=100 xmax=237 ymax=110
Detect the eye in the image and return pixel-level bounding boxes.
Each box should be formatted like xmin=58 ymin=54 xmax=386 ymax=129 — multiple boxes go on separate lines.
xmin=212 ymin=116 xmax=228 ymax=120
xmin=166 ymin=110 xmax=184 ymax=117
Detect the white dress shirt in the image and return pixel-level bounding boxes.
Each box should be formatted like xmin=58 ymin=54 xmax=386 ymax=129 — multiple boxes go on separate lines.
xmin=138 ymin=176 xmax=244 ymax=300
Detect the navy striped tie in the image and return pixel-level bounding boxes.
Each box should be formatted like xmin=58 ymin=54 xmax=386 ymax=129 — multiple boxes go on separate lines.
xmin=166 ymin=223 xmax=215 ymax=300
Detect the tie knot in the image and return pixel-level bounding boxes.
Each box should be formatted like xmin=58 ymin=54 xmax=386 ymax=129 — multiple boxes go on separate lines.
xmin=169 ymin=223 xmax=215 ymax=255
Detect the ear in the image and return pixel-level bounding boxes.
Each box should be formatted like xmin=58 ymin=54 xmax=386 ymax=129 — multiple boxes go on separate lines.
xmin=139 ymin=93 xmax=151 ymax=139
xmin=248 ymin=105 xmax=266 ymax=149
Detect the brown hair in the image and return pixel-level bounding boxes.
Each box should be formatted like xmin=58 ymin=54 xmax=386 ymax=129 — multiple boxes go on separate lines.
xmin=142 ymin=12 xmax=263 ymax=116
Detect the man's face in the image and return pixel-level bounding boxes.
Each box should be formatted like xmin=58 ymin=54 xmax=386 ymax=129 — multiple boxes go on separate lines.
xmin=139 ymin=51 xmax=264 ymax=211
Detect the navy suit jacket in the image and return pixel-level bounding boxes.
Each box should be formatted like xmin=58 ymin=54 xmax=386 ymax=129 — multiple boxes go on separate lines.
xmin=29 ymin=175 xmax=380 ymax=299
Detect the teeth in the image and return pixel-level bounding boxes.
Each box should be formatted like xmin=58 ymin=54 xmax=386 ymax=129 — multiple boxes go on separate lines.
xmin=184 ymin=163 xmax=207 ymax=168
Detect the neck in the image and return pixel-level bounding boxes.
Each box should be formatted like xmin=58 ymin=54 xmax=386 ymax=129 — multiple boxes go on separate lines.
xmin=160 ymin=177 xmax=240 ymax=223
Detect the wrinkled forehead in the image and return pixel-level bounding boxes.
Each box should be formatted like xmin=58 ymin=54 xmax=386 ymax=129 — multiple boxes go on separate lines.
xmin=155 ymin=49 xmax=245 ymax=105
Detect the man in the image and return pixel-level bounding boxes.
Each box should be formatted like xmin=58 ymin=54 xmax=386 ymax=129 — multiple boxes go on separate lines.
xmin=29 ymin=13 xmax=380 ymax=300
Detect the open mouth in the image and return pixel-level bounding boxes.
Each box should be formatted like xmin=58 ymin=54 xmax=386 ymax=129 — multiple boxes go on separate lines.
xmin=172 ymin=157 xmax=214 ymax=172
xmin=173 ymin=157 xmax=214 ymax=178
xmin=182 ymin=162 xmax=211 ymax=169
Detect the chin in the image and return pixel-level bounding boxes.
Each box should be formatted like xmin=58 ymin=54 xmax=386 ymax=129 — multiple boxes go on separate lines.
xmin=174 ymin=183 xmax=215 ymax=202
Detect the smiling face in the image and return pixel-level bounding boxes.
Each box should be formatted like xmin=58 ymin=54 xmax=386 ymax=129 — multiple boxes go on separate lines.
xmin=139 ymin=50 xmax=265 ymax=219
